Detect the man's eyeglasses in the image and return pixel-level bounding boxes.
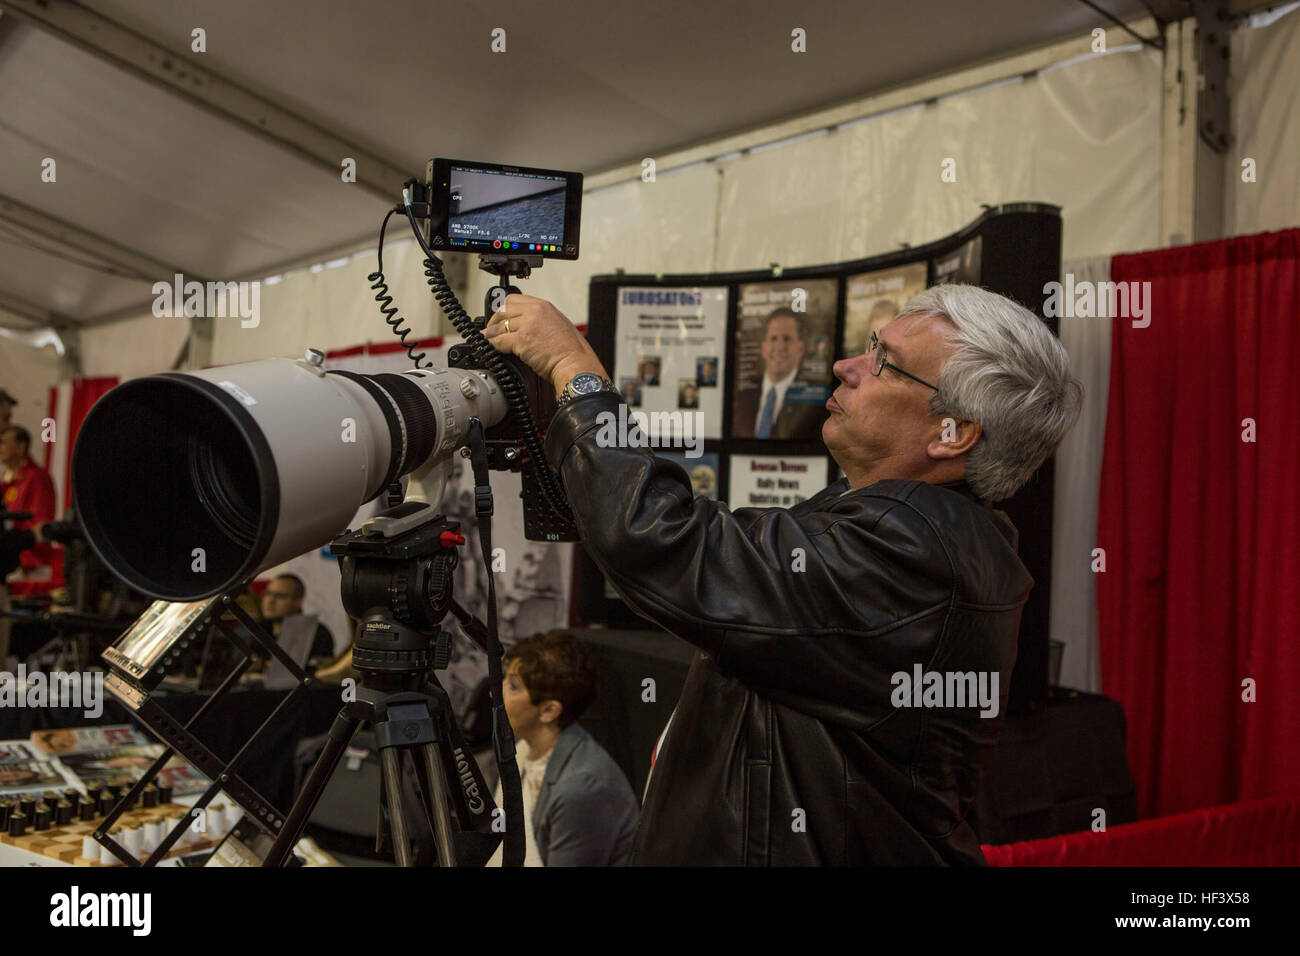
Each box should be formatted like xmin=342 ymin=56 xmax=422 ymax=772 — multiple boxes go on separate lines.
xmin=868 ymin=331 xmax=939 ymax=392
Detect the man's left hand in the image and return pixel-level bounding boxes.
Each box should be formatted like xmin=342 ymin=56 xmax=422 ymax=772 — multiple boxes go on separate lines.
xmin=483 ymin=294 xmax=609 ymax=393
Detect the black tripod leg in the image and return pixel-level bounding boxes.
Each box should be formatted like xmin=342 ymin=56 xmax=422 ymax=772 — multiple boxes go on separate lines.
xmin=380 ymin=748 xmax=415 ymax=867
xmin=263 ymin=711 xmax=362 ymax=867
xmin=418 ymin=743 xmax=459 ymax=867
xmin=374 ymin=776 xmax=389 ymax=856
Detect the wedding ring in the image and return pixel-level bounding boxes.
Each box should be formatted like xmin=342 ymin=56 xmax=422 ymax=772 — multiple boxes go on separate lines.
xmin=504 ymin=319 xmax=512 ymax=333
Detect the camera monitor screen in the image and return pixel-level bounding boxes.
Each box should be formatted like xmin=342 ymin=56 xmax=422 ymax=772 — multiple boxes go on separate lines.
xmin=429 ymin=158 xmax=582 ymax=260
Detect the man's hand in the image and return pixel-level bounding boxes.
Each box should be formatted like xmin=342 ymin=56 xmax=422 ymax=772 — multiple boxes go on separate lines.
xmin=483 ymin=294 xmax=609 ymax=394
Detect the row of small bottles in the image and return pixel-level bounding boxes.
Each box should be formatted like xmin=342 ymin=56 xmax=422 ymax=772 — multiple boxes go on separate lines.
xmin=0 ymin=777 xmax=174 ymax=836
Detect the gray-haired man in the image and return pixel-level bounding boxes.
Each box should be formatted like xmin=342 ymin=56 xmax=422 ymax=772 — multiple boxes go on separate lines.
xmin=483 ymin=284 xmax=1082 ymax=865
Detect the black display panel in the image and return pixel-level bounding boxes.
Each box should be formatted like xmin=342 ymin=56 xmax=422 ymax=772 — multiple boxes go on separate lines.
xmin=427 ymin=157 xmax=582 ymax=259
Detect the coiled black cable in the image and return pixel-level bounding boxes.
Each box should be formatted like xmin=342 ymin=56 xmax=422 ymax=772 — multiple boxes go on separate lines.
xmin=412 ymin=244 xmax=573 ymax=522
xmin=369 ymin=208 xmax=432 ymax=369
xmin=374 ymin=195 xmax=572 ymax=524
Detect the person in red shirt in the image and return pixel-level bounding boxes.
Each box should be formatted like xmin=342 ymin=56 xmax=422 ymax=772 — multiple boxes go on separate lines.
xmin=0 ymin=425 xmax=57 ymax=577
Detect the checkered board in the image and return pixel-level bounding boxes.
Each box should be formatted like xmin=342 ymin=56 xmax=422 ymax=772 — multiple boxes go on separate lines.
xmin=0 ymin=803 xmax=219 ymax=865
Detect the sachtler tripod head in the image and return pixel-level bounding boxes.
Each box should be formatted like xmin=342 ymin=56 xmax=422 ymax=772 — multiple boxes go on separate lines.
xmin=333 ymin=506 xmax=463 ymax=690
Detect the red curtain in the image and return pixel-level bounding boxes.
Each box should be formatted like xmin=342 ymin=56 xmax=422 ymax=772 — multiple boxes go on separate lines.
xmin=984 ymin=794 xmax=1300 ymax=866
xmin=1098 ymin=228 xmax=1300 ymax=819
xmin=45 ymin=376 xmax=118 ymax=513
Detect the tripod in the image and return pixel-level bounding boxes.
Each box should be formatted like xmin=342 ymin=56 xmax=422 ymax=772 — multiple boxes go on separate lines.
xmin=266 ymin=619 xmax=469 ymax=867
xmin=263 ymin=495 xmax=516 ymax=867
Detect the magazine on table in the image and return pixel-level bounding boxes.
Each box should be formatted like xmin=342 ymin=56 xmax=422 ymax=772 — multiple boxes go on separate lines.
xmin=0 ymin=758 xmax=72 ymax=795
xmin=57 ymin=744 xmax=164 ymax=786
xmin=0 ymin=740 xmax=40 ymax=764
xmin=29 ymin=724 xmax=152 ymax=757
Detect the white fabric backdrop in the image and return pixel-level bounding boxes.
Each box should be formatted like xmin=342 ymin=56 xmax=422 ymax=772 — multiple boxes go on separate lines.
xmin=210 ymin=239 xmax=439 ymax=367
xmin=78 ymin=311 xmax=190 ymax=379
xmin=467 ymin=42 xmax=1166 ymax=319
xmin=1227 ymin=4 xmax=1300 ymax=236
xmin=0 ymin=335 xmax=63 ymax=433
xmin=1052 ymin=255 xmax=1114 ymax=692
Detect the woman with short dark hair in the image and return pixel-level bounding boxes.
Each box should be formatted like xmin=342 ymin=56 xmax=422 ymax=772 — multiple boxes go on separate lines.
xmin=488 ymin=630 xmax=639 ymax=866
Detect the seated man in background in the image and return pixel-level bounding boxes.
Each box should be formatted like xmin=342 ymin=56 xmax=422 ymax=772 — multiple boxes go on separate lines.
xmin=489 ymin=630 xmax=639 ymax=866
xmin=259 ymin=573 xmax=335 ymax=666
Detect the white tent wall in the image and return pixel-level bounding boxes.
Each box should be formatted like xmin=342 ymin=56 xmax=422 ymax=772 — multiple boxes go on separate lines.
xmin=714 ymin=48 xmax=1163 ymax=272
xmin=78 ymin=311 xmax=190 ymax=379
xmin=1054 ymin=255 xmax=1114 ymax=693
xmin=1227 ymin=4 xmax=1300 ymax=235
xmin=462 ymin=41 xmax=1169 ymax=698
xmin=464 ymin=41 xmax=1166 ymax=320
xmin=0 ymin=334 xmax=63 ymax=434
xmin=209 ymin=238 xmax=439 ymax=367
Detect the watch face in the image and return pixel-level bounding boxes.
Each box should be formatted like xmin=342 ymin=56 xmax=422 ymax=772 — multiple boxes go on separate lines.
xmin=573 ymin=374 xmax=601 ymax=394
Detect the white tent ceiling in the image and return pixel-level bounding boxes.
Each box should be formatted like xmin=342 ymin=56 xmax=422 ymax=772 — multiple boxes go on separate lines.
xmin=0 ymin=0 xmax=1191 ymax=333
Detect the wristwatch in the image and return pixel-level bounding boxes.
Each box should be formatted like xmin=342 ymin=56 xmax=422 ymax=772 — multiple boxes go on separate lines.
xmin=557 ymin=372 xmax=617 ymax=407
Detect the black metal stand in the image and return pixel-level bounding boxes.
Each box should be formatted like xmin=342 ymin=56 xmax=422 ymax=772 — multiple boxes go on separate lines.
xmin=264 ymin=682 xmax=460 ymax=867
xmin=95 ymin=594 xmax=301 ymax=866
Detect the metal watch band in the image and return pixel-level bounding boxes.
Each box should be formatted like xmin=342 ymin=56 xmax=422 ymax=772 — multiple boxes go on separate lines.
xmin=557 ymin=374 xmax=616 ymax=407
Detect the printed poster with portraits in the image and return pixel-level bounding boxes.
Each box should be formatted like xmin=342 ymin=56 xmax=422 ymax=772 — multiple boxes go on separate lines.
xmin=613 ymin=287 xmax=729 ymax=440
xmin=728 ymin=454 xmax=829 ymax=509
xmin=731 ymin=279 xmax=836 ymax=440
xmin=843 ymin=262 xmax=927 ymax=357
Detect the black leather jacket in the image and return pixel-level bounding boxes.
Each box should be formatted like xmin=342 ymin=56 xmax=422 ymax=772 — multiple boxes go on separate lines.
xmin=545 ymin=393 xmax=1033 ymax=865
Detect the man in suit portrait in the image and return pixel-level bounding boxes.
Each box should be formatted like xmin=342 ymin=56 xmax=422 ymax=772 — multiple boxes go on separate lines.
xmin=733 ymin=307 xmax=827 ymax=439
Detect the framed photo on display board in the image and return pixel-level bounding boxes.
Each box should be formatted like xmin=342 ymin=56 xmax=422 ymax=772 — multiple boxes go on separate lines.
xmin=843 ymin=262 xmax=928 ymax=357
xmin=730 ymin=279 xmax=836 ymax=441
xmin=613 ymin=287 xmax=729 ymax=439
